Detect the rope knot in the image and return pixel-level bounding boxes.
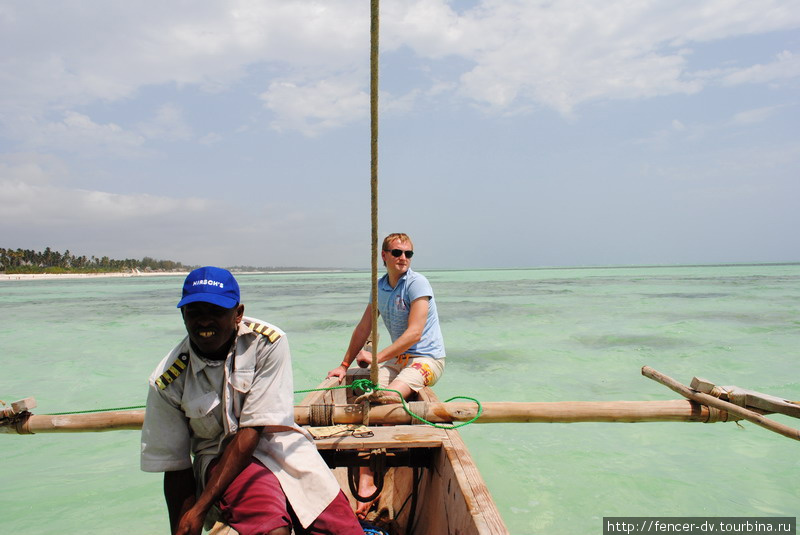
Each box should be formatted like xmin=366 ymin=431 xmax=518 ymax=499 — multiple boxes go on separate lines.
xmin=351 ymin=378 xmax=378 ymax=394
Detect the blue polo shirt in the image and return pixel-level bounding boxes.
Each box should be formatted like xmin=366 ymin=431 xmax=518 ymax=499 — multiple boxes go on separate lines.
xmin=373 ymin=269 xmax=445 ymax=359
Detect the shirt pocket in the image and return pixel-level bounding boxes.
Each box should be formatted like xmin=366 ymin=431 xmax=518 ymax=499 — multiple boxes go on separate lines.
xmin=230 ymin=369 xmax=254 ymax=418
xmin=183 ymin=391 xmax=223 ymax=439
xmin=230 ymin=369 xmax=254 ymax=393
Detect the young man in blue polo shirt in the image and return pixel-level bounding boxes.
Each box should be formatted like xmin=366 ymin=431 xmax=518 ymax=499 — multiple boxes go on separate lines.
xmin=327 ymin=233 xmax=446 ymax=517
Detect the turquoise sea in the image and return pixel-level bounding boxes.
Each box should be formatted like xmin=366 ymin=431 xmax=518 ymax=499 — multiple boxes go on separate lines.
xmin=1 ymin=265 xmax=798 ymax=534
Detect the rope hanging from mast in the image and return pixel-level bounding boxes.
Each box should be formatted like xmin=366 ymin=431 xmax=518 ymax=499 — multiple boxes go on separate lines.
xmin=369 ymin=0 xmax=380 ymax=387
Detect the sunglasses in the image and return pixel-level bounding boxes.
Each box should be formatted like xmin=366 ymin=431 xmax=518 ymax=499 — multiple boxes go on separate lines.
xmin=386 ymin=249 xmax=414 ymax=259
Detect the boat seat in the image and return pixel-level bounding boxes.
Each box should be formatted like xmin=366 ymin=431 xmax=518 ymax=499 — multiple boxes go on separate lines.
xmin=310 ymin=424 xmax=447 ymax=450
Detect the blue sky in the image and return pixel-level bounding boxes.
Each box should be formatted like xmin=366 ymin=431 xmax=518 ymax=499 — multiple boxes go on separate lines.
xmin=1 ymin=1 xmax=798 ymax=269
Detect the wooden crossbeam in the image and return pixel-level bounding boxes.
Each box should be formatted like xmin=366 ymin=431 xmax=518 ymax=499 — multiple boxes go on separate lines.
xmin=691 ymin=377 xmax=800 ymax=419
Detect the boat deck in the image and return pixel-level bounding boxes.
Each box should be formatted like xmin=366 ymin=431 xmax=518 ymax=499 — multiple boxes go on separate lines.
xmin=297 ymin=373 xmax=509 ymax=535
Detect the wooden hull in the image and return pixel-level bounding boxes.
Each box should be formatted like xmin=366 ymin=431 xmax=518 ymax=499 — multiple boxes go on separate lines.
xmin=299 ymin=374 xmax=509 ymax=535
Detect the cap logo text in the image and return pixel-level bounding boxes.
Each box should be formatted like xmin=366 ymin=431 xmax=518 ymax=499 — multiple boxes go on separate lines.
xmin=192 ymin=279 xmax=224 ymax=289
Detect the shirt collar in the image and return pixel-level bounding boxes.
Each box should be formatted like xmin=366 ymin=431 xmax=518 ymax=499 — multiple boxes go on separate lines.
xmin=379 ymin=268 xmax=411 ymax=290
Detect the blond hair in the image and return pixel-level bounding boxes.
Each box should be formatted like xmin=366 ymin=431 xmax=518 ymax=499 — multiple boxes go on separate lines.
xmin=382 ymin=233 xmax=413 ymax=251
xmin=381 ymin=233 xmax=413 ymax=266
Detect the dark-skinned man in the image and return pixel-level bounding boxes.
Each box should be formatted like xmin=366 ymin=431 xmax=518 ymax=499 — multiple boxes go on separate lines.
xmin=142 ymin=267 xmax=362 ymax=535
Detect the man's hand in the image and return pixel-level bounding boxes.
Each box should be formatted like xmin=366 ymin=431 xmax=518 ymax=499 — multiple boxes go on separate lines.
xmin=326 ymin=365 xmax=347 ymax=379
xmin=174 ymin=506 xmax=206 ymax=535
xmin=174 ymin=427 xmax=261 ymax=535
xmin=355 ymin=348 xmax=374 ymax=368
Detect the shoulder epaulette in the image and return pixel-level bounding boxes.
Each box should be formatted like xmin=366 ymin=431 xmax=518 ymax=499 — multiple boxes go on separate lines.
xmin=244 ymin=321 xmax=282 ymax=343
xmin=155 ymin=353 xmax=189 ymax=390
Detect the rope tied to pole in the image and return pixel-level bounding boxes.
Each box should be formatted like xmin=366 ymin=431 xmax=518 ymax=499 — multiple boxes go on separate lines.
xmin=296 ymin=380 xmax=484 ymax=429
xmin=13 ymin=379 xmax=485 ymax=430
xmin=348 ymin=379 xmax=483 ymax=430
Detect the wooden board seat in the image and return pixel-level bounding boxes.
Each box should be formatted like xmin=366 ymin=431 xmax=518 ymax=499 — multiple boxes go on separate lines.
xmin=310 ymin=424 xmax=447 ymax=450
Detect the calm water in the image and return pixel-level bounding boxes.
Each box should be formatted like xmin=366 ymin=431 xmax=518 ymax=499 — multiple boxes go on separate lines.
xmin=1 ymin=265 xmax=798 ymax=534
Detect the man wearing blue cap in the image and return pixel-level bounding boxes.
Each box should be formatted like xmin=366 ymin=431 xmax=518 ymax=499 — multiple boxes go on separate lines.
xmin=141 ymin=267 xmax=362 ymax=535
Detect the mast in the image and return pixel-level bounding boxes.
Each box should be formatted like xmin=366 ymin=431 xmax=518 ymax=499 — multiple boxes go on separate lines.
xmin=369 ymin=0 xmax=380 ymax=386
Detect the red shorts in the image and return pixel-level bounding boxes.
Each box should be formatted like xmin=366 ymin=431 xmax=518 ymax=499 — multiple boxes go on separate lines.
xmin=210 ymin=458 xmax=362 ymax=535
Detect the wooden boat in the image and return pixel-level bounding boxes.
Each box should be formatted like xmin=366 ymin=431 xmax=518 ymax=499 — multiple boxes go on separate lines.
xmin=3 ymin=366 xmax=797 ymax=535
xmin=225 ymin=368 xmax=798 ymax=534
xmin=203 ymin=368 xmax=509 ymax=535
xmin=294 ymin=371 xmax=509 ymax=535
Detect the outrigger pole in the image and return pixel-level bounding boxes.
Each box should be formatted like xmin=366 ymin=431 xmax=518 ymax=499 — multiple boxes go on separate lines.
xmin=4 ymin=368 xmax=798 ymax=440
xmin=642 ymin=366 xmax=800 ymax=441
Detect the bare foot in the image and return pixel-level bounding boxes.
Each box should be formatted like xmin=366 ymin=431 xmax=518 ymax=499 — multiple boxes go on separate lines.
xmin=355 ymin=467 xmax=380 ymax=519
xmin=355 ymin=491 xmax=379 ymax=519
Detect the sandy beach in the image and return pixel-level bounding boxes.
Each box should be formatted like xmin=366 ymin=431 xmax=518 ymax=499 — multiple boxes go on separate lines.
xmin=0 ymin=271 xmax=188 ymax=281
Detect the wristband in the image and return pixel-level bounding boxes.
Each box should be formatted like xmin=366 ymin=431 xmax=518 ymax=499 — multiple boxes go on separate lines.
xmin=340 ymin=361 xmax=351 ymax=368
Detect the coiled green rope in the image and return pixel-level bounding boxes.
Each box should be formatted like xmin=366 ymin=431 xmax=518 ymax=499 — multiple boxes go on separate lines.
xmin=332 ymin=378 xmax=482 ymax=430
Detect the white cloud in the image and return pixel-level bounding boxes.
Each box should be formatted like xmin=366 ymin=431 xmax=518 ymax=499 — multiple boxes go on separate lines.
xmin=0 ymin=1 xmax=368 ymax=110
xmin=722 ymin=50 xmax=800 ymax=86
xmin=0 ymin=153 xmax=68 ymax=186
xmin=11 ymin=111 xmax=146 ymax=157
xmin=441 ymin=1 xmax=799 ymax=114
xmin=730 ymin=105 xmax=783 ymax=125
xmin=2 ymin=0 xmax=799 ymax=137
xmin=260 ymin=75 xmax=368 ymax=136
xmin=0 ymin=177 xmax=208 ymax=223
xmin=0 ymin=1 xmax=796 ymax=268
xmin=136 ymin=104 xmax=193 ymax=142
xmin=0 ymin=152 xmax=209 ymax=226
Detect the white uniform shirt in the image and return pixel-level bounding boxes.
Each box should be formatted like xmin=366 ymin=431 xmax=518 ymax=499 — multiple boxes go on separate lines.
xmin=140 ymin=318 xmax=340 ymax=528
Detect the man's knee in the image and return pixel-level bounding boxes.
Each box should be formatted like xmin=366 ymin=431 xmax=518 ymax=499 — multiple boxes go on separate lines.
xmin=377 ymin=390 xmax=404 ymax=403
xmin=386 ymin=380 xmax=413 ymax=401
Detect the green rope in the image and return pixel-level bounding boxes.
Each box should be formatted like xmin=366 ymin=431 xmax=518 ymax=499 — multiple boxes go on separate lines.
xmin=45 ymin=405 xmax=146 ymax=416
xmin=34 ymin=380 xmax=483 ymax=430
xmin=294 ymin=384 xmax=353 ymax=395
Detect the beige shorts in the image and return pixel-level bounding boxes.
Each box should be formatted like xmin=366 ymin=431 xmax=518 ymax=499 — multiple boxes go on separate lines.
xmin=353 ymin=355 xmax=445 ymax=392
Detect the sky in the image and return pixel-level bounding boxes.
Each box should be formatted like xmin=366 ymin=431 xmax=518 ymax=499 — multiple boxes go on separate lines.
xmin=1 ymin=0 xmax=798 ymax=270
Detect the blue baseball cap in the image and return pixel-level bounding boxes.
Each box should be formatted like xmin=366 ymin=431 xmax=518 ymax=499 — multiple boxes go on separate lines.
xmin=177 ymin=266 xmax=240 ymax=309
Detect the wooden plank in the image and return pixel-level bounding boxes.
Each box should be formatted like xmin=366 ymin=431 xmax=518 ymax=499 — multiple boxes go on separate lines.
xmin=415 ymin=445 xmax=468 ymax=534
xmin=1 ymin=397 xmax=36 ymax=418
xmin=207 ymin=523 xmax=238 ymax=535
xmin=419 ymin=388 xmax=510 ymax=535
xmin=312 ymin=425 xmax=447 ymax=450
xmin=645 ymin=367 xmax=800 ymax=441
xmin=296 ymin=376 xmax=340 ymax=406
xmin=691 ymin=377 xmax=800 ymax=419
xmin=722 ymin=386 xmax=800 ymax=419
xmin=441 ymin=430 xmax=508 ymax=534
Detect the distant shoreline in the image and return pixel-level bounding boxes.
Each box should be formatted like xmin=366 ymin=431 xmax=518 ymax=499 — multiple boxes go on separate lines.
xmin=0 ymin=269 xmax=353 ymax=281
xmin=0 ymin=271 xmax=188 ymax=281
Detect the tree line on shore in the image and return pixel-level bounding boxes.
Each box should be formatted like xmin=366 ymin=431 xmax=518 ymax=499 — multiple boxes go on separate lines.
xmin=0 ymin=247 xmax=191 ymax=274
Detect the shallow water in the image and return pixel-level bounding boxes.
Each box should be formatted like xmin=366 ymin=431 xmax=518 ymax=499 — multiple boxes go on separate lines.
xmin=1 ymin=265 xmax=798 ymax=534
